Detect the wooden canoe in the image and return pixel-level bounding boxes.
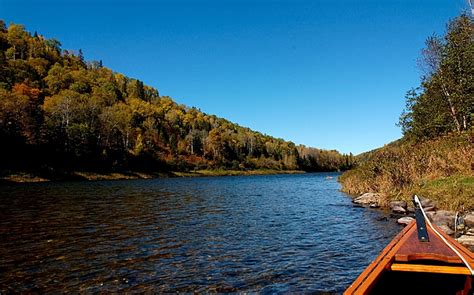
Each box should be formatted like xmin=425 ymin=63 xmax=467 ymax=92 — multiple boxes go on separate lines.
xmin=345 ymin=221 xmax=474 ymax=295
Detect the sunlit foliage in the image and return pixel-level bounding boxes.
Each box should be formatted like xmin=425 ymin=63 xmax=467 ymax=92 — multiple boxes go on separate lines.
xmin=399 ymin=14 xmax=473 ymax=139
xmin=0 ymin=21 xmax=351 ymax=173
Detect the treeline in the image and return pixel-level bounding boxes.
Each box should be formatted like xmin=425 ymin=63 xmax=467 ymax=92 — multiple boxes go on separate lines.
xmin=339 ymin=14 xmax=474 ymax=211
xmin=0 ymin=21 xmax=352 ymax=175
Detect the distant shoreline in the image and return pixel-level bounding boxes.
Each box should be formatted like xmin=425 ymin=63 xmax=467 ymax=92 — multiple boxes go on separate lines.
xmin=0 ymin=169 xmax=308 ymax=184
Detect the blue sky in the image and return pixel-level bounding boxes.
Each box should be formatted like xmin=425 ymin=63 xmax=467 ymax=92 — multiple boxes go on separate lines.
xmin=1 ymin=0 xmax=468 ymax=154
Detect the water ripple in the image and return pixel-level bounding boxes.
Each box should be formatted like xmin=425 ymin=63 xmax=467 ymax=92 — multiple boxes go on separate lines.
xmin=0 ymin=173 xmax=400 ymax=293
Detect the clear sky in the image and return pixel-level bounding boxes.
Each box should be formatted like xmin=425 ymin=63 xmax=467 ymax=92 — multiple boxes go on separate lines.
xmin=1 ymin=0 xmax=469 ymax=154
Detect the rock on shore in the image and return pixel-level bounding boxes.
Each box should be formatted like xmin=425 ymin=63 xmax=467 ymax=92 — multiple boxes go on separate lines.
xmin=353 ymin=193 xmax=381 ymax=206
xmin=430 ymin=210 xmax=456 ymax=227
xmin=389 ymin=200 xmax=407 ymax=210
xmin=457 ymin=235 xmax=474 ymax=251
xmin=418 ymin=196 xmax=436 ymax=212
xmin=464 ymin=213 xmax=474 ymax=228
xmin=397 ymin=217 xmax=414 ymax=226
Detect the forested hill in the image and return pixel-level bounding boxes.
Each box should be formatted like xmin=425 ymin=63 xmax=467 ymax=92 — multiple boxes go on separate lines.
xmin=0 ymin=21 xmax=353 ymax=177
xmin=339 ymin=14 xmax=473 ymax=211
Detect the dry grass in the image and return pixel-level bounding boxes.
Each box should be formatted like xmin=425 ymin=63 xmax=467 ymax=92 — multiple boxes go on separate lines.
xmin=339 ymin=131 xmax=474 ymax=211
xmin=73 ymin=171 xmax=156 ymax=181
xmin=173 ymin=169 xmax=305 ymax=177
xmin=0 ymin=173 xmax=49 ymax=183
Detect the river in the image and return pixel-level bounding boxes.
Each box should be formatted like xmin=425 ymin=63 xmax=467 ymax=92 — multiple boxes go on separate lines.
xmin=0 ymin=173 xmax=400 ymax=293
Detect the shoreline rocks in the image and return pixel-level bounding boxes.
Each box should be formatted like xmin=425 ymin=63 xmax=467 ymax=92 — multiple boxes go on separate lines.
xmin=355 ymin=193 xmax=474 ymax=251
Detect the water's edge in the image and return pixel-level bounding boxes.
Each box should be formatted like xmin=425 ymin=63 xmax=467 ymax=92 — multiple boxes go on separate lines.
xmin=0 ymin=169 xmax=307 ymax=184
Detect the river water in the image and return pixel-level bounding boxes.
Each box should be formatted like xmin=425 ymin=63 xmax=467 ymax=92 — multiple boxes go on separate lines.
xmin=0 ymin=173 xmax=400 ymax=293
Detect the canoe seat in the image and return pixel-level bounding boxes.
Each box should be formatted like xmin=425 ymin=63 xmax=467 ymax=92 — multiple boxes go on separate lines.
xmin=391 ymin=263 xmax=472 ymax=275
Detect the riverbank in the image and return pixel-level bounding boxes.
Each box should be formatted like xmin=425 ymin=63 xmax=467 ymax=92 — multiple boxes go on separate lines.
xmin=0 ymin=169 xmax=306 ymax=184
xmin=339 ymin=131 xmax=474 ymax=211
xmin=172 ymin=169 xmax=305 ymax=177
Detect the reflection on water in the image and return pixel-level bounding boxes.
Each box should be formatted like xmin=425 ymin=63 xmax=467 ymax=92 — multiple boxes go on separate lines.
xmin=0 ymin=173 xmax=400 ymax=293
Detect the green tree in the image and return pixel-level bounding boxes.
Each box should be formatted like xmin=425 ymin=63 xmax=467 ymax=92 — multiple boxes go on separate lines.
xmin=400 ymin=14 xmax=473 ymax=138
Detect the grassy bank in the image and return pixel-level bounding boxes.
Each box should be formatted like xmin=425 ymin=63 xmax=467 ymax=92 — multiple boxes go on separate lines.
xmin=172 ymin=169 xmax=305 ymax=177
xmin=339 ymin=131 xmax=474 ymax=211
xmin=0 ymin=169 xmax=306 ymax=183
xmin=0 ymin=170 xmax=163 ymax=183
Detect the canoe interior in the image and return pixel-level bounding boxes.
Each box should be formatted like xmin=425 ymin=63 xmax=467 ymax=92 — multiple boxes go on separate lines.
xmin=369 ymin=270 xmax=472 ymax=295
xmin=345 ymin=221 xmax=474 ymax=294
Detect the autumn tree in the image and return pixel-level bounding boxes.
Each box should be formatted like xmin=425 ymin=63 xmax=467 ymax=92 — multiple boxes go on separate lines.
xmin=0 ymin=20 xmax=349 ymax=173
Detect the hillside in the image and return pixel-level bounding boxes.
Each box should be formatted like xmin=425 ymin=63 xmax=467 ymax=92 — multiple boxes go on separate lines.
xmin=0 ymin=21 xmax=353 ymax=180
xmin=339 ymin=14 xmax=474 ymax=211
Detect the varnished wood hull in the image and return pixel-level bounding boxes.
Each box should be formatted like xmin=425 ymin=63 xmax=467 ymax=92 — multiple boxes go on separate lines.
xmin=345 ymin=221 xmax=474 ymax=294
